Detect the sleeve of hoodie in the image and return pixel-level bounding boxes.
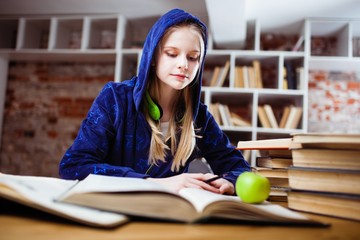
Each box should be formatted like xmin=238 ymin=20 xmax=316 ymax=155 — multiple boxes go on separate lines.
xmin=195 ymin=104 xmax=251 ymax=186
xmin=59 ymin=82 xmax=147 ymax=180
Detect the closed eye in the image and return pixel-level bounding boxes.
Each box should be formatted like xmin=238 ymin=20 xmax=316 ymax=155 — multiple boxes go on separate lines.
xmin=188 ymin=55 xmax=200 ymax=61
xmin=166 ymin=52 xmax=177 ymax=58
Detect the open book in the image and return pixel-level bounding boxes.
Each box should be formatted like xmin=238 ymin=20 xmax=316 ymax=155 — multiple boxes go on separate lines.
xmin=57 ymin=174 xmax=324 ymax=226
xmin=0 ymin=173 xmax=128 ymax=228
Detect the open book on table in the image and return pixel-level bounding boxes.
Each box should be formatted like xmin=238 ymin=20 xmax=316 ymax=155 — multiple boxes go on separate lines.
xmin=56 ymin=174 xmax=325 ymax=226
xmin=0 ymin=173 xmax=128 ymax=228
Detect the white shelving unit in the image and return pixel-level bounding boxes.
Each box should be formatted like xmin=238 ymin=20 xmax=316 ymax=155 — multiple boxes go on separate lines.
xmin=0 ymin=15 xmax=359 ymax=165
xmin=306 ymin=19 xmax=360 ymax=71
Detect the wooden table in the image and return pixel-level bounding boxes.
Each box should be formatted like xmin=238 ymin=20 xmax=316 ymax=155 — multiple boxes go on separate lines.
xmin=1 ymin=201 xmax=360 ymax=240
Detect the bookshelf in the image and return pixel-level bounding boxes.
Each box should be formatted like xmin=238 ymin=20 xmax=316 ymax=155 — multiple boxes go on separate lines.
xmin=202 ymin=19 xmax=307 ymax=163
xmin=0 ymin=15 xmax=359 ymax=165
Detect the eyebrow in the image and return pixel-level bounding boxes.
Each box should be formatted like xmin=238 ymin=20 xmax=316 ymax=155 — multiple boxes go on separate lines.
xmin=163 ymin=46 xmax=200 ymax=53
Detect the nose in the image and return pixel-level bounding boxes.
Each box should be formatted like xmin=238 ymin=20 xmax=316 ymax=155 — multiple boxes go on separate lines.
xmin=178 ymin=55 xmax=188 ymax=70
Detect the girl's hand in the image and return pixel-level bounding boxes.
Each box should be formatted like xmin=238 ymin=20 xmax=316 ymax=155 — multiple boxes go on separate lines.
xmin=206 ymin=177 xmax=235 ymax=195
xmin=146 ymin=173 xmax=234 ymax=195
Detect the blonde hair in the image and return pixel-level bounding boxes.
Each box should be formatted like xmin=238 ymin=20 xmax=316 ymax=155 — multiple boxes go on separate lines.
xmin=145 ymin=22 xmax=205 ymax=172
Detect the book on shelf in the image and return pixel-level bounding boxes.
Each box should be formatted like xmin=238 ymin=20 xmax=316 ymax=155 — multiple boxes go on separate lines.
xmin=210 ymin=60 xmax=230 ymax=87
xmin=284 ymin=62 xmax=297 ymax=90
xmin=55 ymin=174 xmax=324 ymax=225
xmin=263 ymin=104 xmax=279 ymax=128
xmin=234 ymin=66 xmax=244 ymax=88
xmin=296 ymin=67 xmax=304 ymax=90
xmin=224 ymin=105 xmax=234 ymax=127
xmin=242 ymin=66 xmax=250 ymax=88
xmin=209 ymin=103 xmax=222 ymax=125
xmin=210 ymin=103 xmax=251 ymax=127
xmin=234 ymin=61 xmax=263 ymax=89
xmin=258 ymin=104 xmax=299 ymax=129
xmin=218 ymin=60 xmax=230 ymax=87
xmin=288 ymin=166 xmax=360 ymax=195
xmin=287 ymin=190 xmax=360 ymax=221
xmin=218 ymin=103 xmax=232 ymax=127
xmin=284 ymin=106 xmax=302 ymax=129
xmin=279 ymin=105 xmax=291 ymax=128
xmin=209 ymin=66 xmax=221 ymax=87
xmin=292 ymin=148 xmax=360 ymax=170
xmin=252 ymin=60 xmax=263 ymax=88
xmin=257 ymin=106 xmax=272 ymax=128
xmin=247 ymin=66 xmax=256 ymax=88
xmin=230 ymin=112 xmax=252 ymax=127
xmin=282 ymin=67 xmax=288 ymax=90
xmin=234 ymin=66 xmax=250 ymax=88
xmin=0 ymin=173 xmax=128 ymax=228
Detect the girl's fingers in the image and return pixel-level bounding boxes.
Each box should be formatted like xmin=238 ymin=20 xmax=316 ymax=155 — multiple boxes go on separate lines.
xmin=189 ymin=177 xmax=221 ymax=193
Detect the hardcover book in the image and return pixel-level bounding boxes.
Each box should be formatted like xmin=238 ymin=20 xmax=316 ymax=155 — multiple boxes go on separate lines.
xmin=56 ymin=174 xmax=323 ymax=225
xmin=288 ymin=190 xmax=360 ymax=221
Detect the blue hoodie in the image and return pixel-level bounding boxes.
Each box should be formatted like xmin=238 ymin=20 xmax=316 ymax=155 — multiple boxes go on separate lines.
xmin=59 ymin=9 xmax=250 ymax=186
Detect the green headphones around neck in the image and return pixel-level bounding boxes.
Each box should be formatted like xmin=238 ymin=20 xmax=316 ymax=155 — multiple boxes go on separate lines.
xmin=145 ymin=91 xmax=163 ymax=121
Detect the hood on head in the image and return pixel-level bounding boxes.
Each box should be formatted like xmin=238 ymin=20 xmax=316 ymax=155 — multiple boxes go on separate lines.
xmin=133 ymin=8 xmax=208 ymax=119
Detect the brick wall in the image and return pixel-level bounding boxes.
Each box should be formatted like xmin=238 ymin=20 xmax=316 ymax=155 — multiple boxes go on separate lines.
xmin=0 ymin=61 xmax=114 ymax=177
xmin=308 ymin=70 xmax=360 ymax=133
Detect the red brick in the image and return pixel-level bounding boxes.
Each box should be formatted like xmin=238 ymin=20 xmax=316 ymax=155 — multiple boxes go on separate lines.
xmin=347 ymin=98 xmax=356 ymax=105
xmin=47 ymin=130 xmax=58 ymax=139
xmin=347 ymin=81 xmax=360 ymax=90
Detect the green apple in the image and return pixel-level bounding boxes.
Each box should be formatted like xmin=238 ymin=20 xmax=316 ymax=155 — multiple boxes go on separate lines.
xmin=235 ymin=171 xmax=270 ymax=204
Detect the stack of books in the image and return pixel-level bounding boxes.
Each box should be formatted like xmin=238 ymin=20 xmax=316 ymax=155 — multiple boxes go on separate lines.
xmin=287 ymin=133 xmax=360 ymax=221
xmin=237 ymin=138 xmax=294 ymax=202
xmin=237 ymin=133 xmax=360 ymax=221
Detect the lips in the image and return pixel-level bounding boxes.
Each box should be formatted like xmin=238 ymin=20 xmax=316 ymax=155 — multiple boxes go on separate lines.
xmin=171 ymin=73 xmax=189 ymax=79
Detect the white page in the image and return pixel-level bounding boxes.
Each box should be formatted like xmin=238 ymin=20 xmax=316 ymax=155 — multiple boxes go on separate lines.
xmin=179 ymin=188 xmax=240 ymax=213
xmin=179 ymin=188 xmax=309 ymax=221
xmin=0 ymin=173 xmax=127 ymax=226
xmin=61 ymin=174 xmax=176 ymax=196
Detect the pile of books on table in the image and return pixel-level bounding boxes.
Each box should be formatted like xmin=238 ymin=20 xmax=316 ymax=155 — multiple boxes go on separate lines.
xmin=287 ymin=133 xmax=360 ymax=221
xmin=237 ymin=133 xmax=360 ymax=221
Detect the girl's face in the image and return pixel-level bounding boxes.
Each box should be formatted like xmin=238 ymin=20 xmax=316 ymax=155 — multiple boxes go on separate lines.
xmin=155 ymin=26 xmax=202 ymax=92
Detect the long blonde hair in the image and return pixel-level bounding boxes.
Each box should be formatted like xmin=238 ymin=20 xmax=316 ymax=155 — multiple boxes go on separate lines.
xmin=145 ymin=22 xmax=205 ymax=172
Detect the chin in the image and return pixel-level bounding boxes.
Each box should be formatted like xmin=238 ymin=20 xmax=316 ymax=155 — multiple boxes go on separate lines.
xmin=172 ymin=84 xmax=188 ymax=90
